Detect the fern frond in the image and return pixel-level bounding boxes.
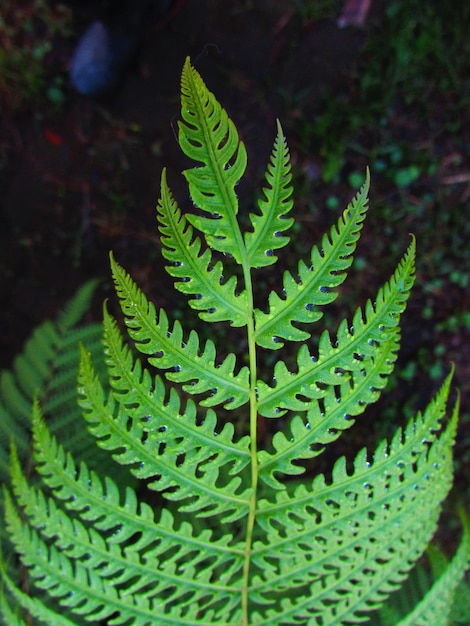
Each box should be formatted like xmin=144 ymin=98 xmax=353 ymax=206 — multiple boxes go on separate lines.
xmin=257 ymin=236 xmax=415 ymax=416
xmin=178 ymin=57 xmax=247 ymax=263
xmin=2 ymin=59 xmax=466 ymax=626
xmin=0 ymin=320 xmax=58 ymax=471
xmin=157 ymin=169 xmax=249 ymax=327
xmin=254 ymin=170 xmax=370 ymax=349
xmin=78 ymin=313 xmax=251 ymax=520
xmin=244 ymin=120 xmax=294 ymax=269
xmin=30 ymin=403 xmax=242 ymax=572
xmin=252 ymin=374 xmax=457 ymax=623
xmin=110 ymin=253 xmax=249 ymax=409
xmin=7 ymin=457 xmax=241 ymax=624
xmin=4 ymin=495 xmax=156 ymax=625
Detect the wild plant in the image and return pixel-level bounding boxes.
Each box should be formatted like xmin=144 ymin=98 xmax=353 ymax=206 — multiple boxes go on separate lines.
xmin=1 ymin=58 xmax=468 ymax=626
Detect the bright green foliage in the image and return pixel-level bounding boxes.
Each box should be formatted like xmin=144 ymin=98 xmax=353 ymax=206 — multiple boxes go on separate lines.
xmin=1 ymin=58 xmax=469 ymax=625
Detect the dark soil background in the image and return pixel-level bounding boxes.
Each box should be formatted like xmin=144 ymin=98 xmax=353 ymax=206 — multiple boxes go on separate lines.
xmin=1 ymin=0 xmax=469 ymax=531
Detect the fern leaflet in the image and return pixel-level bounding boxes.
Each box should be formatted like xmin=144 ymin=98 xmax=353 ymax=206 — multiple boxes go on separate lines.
xmin=110 ymin=253 xmax=249 ymax=409
xmin=257 ymin=236 xmax=415 ymax=416
xmin=394 ymin=516 xmax=470 ymax=625
xmin=78 ymin=310 xmax=251 ymax=521
xmin=157 ymin=169 xmax=249 ymax=327
xmin=254 ymin=170 xmax=369 ymax=349
xmin=253 ymin=374 xmax=457 ymax=624
xmin=244 ymin=120 xmax=294 ymax=269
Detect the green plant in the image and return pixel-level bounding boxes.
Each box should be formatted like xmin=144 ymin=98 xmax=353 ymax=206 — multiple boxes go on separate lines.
xmin=1 ymin=58 xmax=469 ymax=625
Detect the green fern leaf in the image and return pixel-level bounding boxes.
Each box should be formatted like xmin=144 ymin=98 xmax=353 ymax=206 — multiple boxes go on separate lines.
xmin=56 ymin=279 xmax=99 ymax=330
xmin=5 ymin=506 xmax=161 ymax=624
xmin=252 ymin=375 xmax=458 ymax=623
xmin=178 ymin=57 xmax=248 ymax=263
xmin=257 ymin=236 xmax=415 ymax=417
xmin=254 ymin=170 xmax=369 ymax=349
xmin=78 ymin=311 xmax=251 ymax=520
xmin=257 ymin=331 xmax=404 ymax=487
xmin=157 ymin=169 xmax=249 ymax=327
xmin=372 ymin=514 xmax=470 ymax=626
xmin=110 ymin=253 xmax=250 ymax=409
xmin=0 ymin=561 xmax=77 ymax=626
xmin=244 ymin=120 xmax=294 ymax=268
xmin=5 ymin=402 xmax=245 ymax=624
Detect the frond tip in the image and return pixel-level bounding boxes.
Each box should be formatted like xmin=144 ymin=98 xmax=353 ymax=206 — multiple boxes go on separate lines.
xmin=178 ymin=56 xmax=248 ymax=263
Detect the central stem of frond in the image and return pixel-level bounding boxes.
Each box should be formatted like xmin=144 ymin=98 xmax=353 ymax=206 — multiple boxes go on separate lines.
xmin=241 ymin=261 xmax=259 ymax=626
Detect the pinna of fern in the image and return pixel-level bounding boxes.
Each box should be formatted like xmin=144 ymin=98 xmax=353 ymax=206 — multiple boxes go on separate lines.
xmin=1 ymin=57 xmax=469 ymax=626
